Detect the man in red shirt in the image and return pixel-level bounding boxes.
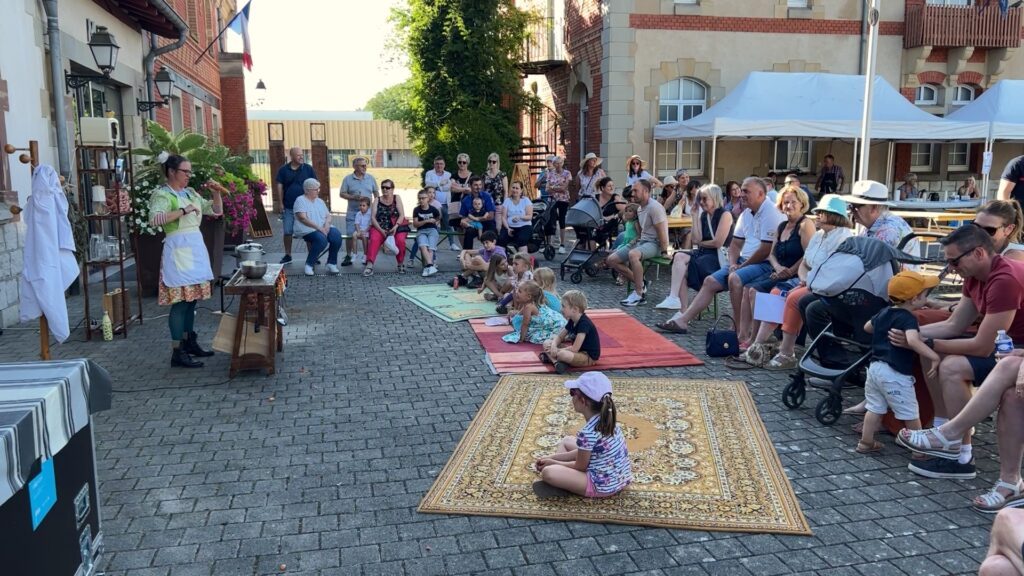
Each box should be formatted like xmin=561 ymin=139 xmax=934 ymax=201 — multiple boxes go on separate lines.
xmin=890 ymin=224 xmax=1024 ymax=479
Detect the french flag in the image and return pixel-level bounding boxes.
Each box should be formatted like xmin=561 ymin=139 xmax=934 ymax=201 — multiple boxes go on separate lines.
xmin=228 ymin=1 xmax=253 ymax=70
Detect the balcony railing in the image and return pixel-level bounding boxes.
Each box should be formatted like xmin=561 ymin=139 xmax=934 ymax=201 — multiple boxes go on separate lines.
xmin=905 ymin=3 xmax=1022 ymax=48
xmin=519 ymin=16 xmax=567 ymax=75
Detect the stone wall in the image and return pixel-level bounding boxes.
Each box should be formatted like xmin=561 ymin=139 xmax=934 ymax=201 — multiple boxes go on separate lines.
xmin=0 ymin=217 xmax=24 ymax=328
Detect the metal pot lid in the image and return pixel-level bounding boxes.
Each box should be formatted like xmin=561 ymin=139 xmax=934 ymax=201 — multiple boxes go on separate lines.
xmin=235 ymin=242 xmax=264 ymax=252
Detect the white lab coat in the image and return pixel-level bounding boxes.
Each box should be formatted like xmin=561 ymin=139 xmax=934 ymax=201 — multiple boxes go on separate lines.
xmin=19 ymin=165 xmax=79 ymax=342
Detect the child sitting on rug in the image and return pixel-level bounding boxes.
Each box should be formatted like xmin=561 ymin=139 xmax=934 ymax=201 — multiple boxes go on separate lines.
xmin=502 ymin=281 xmax=566 ymax=344
xmin=479 ymin=255 xmax=510 ymax=301
xmin=541 ymin=290 xmax=601 ymax=374
xmin=451 ymin=230 xmax=506 ymax=289
xmin=496 ymin=253 xmax=535 ymax=315
xmin=533 ymin=267 xmax=561 ymax=313
xmin=533 ymin=371 xmax=631 ymax=498
xmin=856 ymin=271 xmax=940 ymax=454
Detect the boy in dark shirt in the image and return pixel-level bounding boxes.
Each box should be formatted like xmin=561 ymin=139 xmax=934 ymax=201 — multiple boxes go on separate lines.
xmin=412 ymin=189 xmax=442 ymax=276
xmin=541 ymin=290 xmax=601 ymax=374
xmin=858 ymin=271 xmax=941 ymax=454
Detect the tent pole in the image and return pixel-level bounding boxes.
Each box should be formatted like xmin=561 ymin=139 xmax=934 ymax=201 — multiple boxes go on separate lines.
xmin=982 ymin=129 xmax=993 ymax=199
xmin=886 ymin=141 xmax=895 ymax=196
xmin=710 ymin=135 xmax=718 ymax=184
xmin=858 ymin=0 xmax=881 ymax=181
xmin=852 ymin=138 xmax=859 ymax=179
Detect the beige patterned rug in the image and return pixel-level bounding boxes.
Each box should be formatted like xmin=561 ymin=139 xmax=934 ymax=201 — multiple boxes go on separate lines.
xmin=419 ymin=375 xmax=811 ymax=535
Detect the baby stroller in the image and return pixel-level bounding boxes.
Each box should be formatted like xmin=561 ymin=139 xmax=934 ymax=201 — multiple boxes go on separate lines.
xmin=782 ymin=237 xmax=921 ymax=425
xmin=560 ymin=196 xmax=608 ymax=284
xmin=527 ymin=199 xmax=558 ymax=261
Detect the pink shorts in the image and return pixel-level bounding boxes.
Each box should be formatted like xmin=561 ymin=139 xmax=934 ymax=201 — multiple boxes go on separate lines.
xmin=586 ymin=478 xmax=622 ymax=498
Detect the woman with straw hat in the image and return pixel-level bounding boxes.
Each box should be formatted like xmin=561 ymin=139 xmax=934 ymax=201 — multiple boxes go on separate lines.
xmin=625 ymin=155 xmax=661 ymax=188
xmin=577 ymin=152 xmax=606 ymax=199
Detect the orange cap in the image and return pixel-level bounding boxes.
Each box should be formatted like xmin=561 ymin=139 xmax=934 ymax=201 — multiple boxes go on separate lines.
xmin=888 ymin=270 xmax=940 ymax=302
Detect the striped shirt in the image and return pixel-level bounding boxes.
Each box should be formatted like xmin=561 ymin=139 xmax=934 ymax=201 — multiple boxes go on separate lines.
xmin=576 ymin=414 xmax=632 ymax=494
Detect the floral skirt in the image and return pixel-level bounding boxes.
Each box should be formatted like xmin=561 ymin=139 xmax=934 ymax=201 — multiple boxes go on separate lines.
xmin=158 ymin=273 xmax=212 ymax=306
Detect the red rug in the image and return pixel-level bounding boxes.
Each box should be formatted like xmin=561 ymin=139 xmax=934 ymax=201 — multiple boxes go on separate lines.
xmin=469 ymin=308 xmax=704 ymax=374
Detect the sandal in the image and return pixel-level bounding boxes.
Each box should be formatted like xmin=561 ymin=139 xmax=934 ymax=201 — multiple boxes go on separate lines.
xmin=538 ymin=352 xmax=553 ymax=364
xmin=362 ymin=266 xmax=374 ymax=277
xmin=973 ymin=479 xmax=1024 ymax=514
xmin=765 ymin=353 xmax=797 ymax=371
xmin=655 ymin=320 xmax=688 ymax=334
xmin=842 ymin=403 xmax=868 ymax=417
xmin=895 ymin=427 xmax=961 ymax=460
xmin=855 ymin=441 xmax=883 ymax=454
xmin=725 ymin=356 xmax=755 ymax=370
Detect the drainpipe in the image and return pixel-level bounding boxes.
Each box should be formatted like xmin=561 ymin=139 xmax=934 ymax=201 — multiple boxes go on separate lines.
xmin=858 ymin=0 xmax=867 ymax=74
xmin=142 ymin=1 xmax=188 ymax=121
xmin=41 ymin=0 xmax=71 ymax=178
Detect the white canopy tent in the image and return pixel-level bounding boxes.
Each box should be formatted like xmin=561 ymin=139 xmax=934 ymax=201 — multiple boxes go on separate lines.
xmin=653 ymin=72 xmax=988 ymax=189
xmin=945 ymin=79 xmax=1024 ymax=191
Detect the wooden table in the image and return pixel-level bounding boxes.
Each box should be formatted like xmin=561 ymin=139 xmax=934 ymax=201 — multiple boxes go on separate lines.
xmin=223 ymin=264 xmax=284 ymax=377
xmin=892 ymin=210 xmax=976 ymax=232
xmin=667 ymin=215 xmax=692 ymax=229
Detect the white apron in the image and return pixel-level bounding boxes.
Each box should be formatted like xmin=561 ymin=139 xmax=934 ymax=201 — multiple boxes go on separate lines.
xmin=159 ymin=191 xmax=214 ymax=288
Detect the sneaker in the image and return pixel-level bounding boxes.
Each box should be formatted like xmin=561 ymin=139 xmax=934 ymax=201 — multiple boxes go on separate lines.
xmin=621 ymin=291 xmax=645 ymax=307
xmin=426 ymin=266 xmax=438 ymax=277
xmin=341 ymin=255 xmax=353 ymax=267
xmin=467 ymin=275 xmax=484 ymax=289
xmin=422 ymin=267 xmax=431 ymax=277
xmin=358 ymin=254 xmax=366 ymax=265
xmin=280 ymin=254 xmax=293 ymax=264
xmin=304 ymin=264 xmax=314 ymax=276
xmin=450 ymin=244 xmax=461 ymax=251
xmin=327 ymin=264 xmax=340 ymax=275
xmin=496 ymin=305 xmax=508 ymax=315
xmin=908 ymin=457 xmax=977 ymax=480
xmin=655 ymin=296 xmax=681 ymax=310
xmin=557 ymin=246 xmax=566 ymax=254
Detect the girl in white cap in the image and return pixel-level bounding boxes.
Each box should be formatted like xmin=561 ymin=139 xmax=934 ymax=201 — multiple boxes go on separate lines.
xmin=533 ymin=372 xmax=632 ymax=498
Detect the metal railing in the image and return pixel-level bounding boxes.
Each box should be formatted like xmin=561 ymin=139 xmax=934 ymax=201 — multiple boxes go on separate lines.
xmin=522 ymin=15 xmax=566 ymax=65
xmin=905 ymin=3 xmax=1022 ymax=48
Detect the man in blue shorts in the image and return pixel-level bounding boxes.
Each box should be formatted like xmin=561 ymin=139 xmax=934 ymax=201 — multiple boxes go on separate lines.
xmin=275 ymin=147 xmax=317 ymax=264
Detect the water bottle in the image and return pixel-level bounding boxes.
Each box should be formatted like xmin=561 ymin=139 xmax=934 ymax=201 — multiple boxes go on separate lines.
xmin=101 ymin=311 xmax=113 ymax=342
xmin=995 ymin=330 xmax=1014 ymax=358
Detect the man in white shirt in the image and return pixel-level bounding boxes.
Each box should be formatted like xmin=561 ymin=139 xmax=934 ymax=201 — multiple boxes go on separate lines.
xmin=423 ymin=156 xmax=458 ymax=249
xmin=657 ymin=177 xmax=785 ymax=333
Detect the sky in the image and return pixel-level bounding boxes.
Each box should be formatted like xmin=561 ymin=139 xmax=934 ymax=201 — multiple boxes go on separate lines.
xmin=226 ymin=0 xmax=411 ymax=112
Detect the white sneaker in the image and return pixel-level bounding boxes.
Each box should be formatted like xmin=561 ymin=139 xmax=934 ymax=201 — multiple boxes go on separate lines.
xmin=422 ymin=266 xmax=431 ymax=277
xmin=327 ymin=264 xmax=340 ymax=275
xmin=557 ymin=246 xmax=566 ymax=254
xmin=358 ymin=254 xmax=366 ymax=265
xmin=304 ymin=265 xmax=314 ymax=276
xmin=621 ymin=291 xmax=643 ymax=306
xmin=450 ymin=244 xmax=461 ymax=251
xmin=655 ymin=296 xmax=681 ymax=310
xmin=427 ymin=266 xmax=438 ymax=277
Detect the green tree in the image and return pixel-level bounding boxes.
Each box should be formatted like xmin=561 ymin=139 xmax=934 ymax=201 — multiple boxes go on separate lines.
xmin=391 ymin=0 xmax=537 ymax=174
xmin=365 ymin=80 xmax=414 ymax=124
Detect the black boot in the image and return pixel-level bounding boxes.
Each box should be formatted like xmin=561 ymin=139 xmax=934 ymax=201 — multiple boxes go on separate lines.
xmin=184 ymin=332 xmax=215 ymax=357
xmin=171 ymin=346 xmax=204 ymax=368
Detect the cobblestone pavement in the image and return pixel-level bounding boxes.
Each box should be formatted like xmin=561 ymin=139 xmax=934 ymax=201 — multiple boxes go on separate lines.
xmin=0 ymin=217 xmax=998 ymax=576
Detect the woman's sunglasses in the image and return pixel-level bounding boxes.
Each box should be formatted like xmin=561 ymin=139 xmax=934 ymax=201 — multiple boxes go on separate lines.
xmin=972 ymin=221 xmax=1000 ymax=236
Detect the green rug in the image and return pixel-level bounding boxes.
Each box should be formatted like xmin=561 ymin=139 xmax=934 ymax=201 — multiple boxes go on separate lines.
xmin=390 ymin=284 xmax=501 ymax=322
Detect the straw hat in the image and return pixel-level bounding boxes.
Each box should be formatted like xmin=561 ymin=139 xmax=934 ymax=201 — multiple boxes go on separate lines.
xmin=839 ymin=180 xmax=894 ymax=207
xmin=626 ymin=155 xmax=646 ymax=170
xmin=582 ymin=152 xmax=603 ymax=168
xmin=661 ymin=176 xmax=678 ymax=188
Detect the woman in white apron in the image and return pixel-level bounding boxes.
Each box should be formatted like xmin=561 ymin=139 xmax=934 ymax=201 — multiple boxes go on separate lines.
xmin=149 ymin=153 xmax=224 ymax=367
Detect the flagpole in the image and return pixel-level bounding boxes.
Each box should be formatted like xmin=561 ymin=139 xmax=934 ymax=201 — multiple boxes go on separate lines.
xmin=858 ymin=0 xmax=881 ymax=184
xmin=194 ymin=1 xmax=248 ymax=64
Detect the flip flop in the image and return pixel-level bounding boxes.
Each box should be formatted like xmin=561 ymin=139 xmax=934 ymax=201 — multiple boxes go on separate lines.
xmin=855 ymin=441 xmax=883 ymax=454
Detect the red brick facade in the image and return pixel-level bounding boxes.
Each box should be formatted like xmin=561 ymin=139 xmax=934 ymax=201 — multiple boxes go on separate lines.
xmin=628 ymin=14 xmax=905 ymax=36
xmin=219 ymin=72 xmax=248 ymax=155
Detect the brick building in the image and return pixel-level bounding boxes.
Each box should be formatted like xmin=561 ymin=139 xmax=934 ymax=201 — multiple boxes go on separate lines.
xmin=520 ymin=0 xmax=1024 ymax=194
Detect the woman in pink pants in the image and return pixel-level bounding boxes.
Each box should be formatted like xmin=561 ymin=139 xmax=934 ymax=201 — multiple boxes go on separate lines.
xmin=365 ymin=179 xmax=408 ymax=276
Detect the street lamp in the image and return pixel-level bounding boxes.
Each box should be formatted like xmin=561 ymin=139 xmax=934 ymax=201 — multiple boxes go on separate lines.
xmin=64 ymin=26 xmax=120 ymax=91
xmin=252 ymin=79 xmax=267 ymax=107
xmin=137 ymin=67 xmax=174 ymax=113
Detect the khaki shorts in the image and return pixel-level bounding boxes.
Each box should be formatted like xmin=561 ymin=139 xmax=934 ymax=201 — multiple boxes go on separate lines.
xmin=566 ymin=351 xmax=597 ymax=367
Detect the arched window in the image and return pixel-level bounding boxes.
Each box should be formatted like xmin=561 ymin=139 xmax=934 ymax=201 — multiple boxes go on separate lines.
xmin=951 ymin=85 xmax=975 ymax=106
xmin=915 ymin=84 xmax=939 ymax=106
xmin=656 ymin=78 xmax=707 ymax=175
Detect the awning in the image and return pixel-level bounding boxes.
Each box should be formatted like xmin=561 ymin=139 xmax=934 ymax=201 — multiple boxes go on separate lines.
xmin=946 ymin=79 xmax=1024 ymax=141
xmin=93 ymin=0 xmax=184 ymax=39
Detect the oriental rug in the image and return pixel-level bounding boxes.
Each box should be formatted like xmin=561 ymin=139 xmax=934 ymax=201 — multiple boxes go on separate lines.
xmin=469 ymin=308 xmax=703 ymax=374
xmin=419 ymin=375 xmax=811 ymax=535
xmin=390 ymin=284 xmax=501 ymax=322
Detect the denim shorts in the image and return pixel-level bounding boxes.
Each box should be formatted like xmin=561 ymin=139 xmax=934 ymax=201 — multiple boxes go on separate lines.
xmin=417 ymin=228 xmax=439 ymax=251
xmin=345 ymin=211 xmax=358 ymax=235
xmin=282 ymin=209 xmax=295 ymax=235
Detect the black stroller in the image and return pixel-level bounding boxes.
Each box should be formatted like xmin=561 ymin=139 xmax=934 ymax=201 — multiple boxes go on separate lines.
xmin=559 ymin=196 xmax=609 ymax=284
xmin=528 ymin=199 xmax=558 ymax=261
xmin=781 ymin=237 xmax=932 ymax=425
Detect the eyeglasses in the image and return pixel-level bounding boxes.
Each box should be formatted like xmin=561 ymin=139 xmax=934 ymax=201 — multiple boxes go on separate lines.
xmin=972 ymin=221 xmax=1000 ymax=236
xmin=784 ymin=180 xmax=796 ymax=185
xmin=174 ymin=168 xmax=193 ymax=175
xmin=945 ymin=247 xmax=976 ymax=268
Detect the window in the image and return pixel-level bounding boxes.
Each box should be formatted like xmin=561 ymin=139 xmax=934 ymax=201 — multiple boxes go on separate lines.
xmin=170 ymin=96 xmax=183 ymax=133
xmin=948 ymin=143 xmax=970 ymax=171
xmin=788 ymin=0 xmax=809 ymax=6
xmin=915 ymin=84 xmax=939 ymax=106
xmin=211 ymin=111 xmax=220 ymax=142
xmin=575 ymin=85 xmax=588 ymax=163
xmin=657 ymin=77 xmax=707 ymax=175
xmin=250 ymin=149 xmax=269 ymax=164
xmin=772 ymin=139 xmax=811 ymax=171
xmin=951 ymin=85 xmax=975 ymax=106
xmin=910 ymin=143 xmax=934 ymax=172
xmin=194 ymin=104 xmax=205 ymax=134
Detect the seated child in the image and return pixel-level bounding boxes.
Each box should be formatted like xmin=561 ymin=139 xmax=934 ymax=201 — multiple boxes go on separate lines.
xmin=450 ymin=230 xmax=506 ymax=288
xmin=353 ymin=197 xmax=373 ymax=264
xmin=479 ymin=256 xmax=510 ymax=301
xmin=613 ymin=203 xmax=640 ymax=249
xmin=541 ymin=290 xmax=601 ymax=374
xmin=857 ymin=271 xmax=940 ymax=454
xmin=467 ymin=196 xmax=486 ymax=230
xmin=502 ymin=281 xmax=566 ymax=344
xmin=533 ymin=267 xmax=561 ymax=313
xmin=412 ymin=189 xmax=442 ymax=276
xmin=533 ymin=371 xmax=632 ymax=498
xmin=496 ymin=253 xmax=534 ymax=314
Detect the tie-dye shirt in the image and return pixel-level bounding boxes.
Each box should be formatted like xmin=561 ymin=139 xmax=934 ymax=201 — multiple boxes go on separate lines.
xmin=576 ymin=414 xmax=632 ymax=494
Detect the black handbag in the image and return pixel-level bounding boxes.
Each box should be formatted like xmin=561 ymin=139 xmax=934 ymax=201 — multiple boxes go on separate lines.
xmin=705 ymin=314 xmax=740 ymax=357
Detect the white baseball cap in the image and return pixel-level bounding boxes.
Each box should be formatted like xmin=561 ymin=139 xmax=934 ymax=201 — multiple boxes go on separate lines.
xmin=564 ymin=372 xmax=613 ymax=402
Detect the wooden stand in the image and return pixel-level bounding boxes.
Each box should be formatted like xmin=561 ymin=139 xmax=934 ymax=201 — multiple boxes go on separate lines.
xmin=223 ymin=264 xmax=284 ymax=377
